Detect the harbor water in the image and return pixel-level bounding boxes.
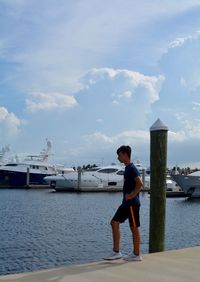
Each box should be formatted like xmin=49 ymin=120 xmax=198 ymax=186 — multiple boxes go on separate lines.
xmin=0 ymin=189 xmax=200 ymax=275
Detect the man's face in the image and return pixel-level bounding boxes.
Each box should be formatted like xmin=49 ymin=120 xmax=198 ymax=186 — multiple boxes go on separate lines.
xmin=117 ymin=152 xmax=126 ymax=163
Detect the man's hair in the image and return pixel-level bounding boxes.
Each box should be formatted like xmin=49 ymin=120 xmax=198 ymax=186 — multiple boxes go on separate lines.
xmin=116 ymin=145 xmax=131 ymax=159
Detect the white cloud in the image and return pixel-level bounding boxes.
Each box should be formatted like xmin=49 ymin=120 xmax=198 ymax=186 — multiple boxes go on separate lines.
xmin=168 ymin=130 xmax=187 ymax=142
xmin=168 ymin=31 xmax=200 ymax=49
xmin=84 ymin=130 xmax=150 ymax=145
xmin=83 ymin=67 xmax=164 ymax=105
xmin=26 ymin=92 xmax=77 ymax=113
xmin=0 ymin=107 xmax=21 ymax=136
xmin=192 ymin=102 xmax=200 ymax=110
xmin=173 ymin=113 xmax=200 ymax=140
xmin=1 ymin=1 xmax=200 ymax=166
xmin=2 ymin=0 xmax=193 ymax=94
xmin=96 ymin=118 xmax=103 ymax=123
xmin=168 ymin=37 xmax=189 ymax=48
xmin=182 ymin=119 xmax=200 ymax=138
xmin=118 ymin=90 xmax=133 ymax=99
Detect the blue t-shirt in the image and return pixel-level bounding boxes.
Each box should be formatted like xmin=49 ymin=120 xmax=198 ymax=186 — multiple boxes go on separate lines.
xmin=122 ymin=163 xmax=140 ymax=206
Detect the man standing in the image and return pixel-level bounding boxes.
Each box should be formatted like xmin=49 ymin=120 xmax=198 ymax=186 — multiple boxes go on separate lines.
xmin=104 ymin=145 xmax=143 ymax=261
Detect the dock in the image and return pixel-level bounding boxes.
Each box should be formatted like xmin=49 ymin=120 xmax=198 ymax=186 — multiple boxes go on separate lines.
xmin=0 ymin=247 xmax=199 ymax=282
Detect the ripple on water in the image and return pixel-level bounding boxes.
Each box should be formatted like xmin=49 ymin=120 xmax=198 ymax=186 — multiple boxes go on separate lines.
xmin=0 ymin=189 xmax=199 ymax=275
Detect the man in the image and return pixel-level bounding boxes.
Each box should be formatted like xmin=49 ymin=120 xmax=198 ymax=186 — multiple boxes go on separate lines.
xmin=104 ymin=145 xmax=143 ymax=261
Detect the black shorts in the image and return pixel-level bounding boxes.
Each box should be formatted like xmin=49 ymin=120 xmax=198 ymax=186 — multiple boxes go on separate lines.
xmin=112 ymin=202 xmax=140 ymax=227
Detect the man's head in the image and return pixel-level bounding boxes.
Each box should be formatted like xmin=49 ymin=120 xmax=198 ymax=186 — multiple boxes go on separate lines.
xmin=116 ymin=145 xmax=131 ymax=164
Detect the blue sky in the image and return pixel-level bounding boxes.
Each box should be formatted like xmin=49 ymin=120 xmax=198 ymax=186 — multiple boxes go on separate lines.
xmin=0 ymin=0 xmax=200 ymax=168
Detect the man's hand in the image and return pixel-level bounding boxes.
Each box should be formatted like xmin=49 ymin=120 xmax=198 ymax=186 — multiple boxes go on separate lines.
xmin=124 ymin=176 xmax=143 ymax=201
xmin=125 ymin=193 xmax=134 ymax=201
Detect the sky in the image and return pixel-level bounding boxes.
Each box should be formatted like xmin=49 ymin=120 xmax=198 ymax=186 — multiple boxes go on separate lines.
xmin=0 ymin=0 xmax=200 ymax=168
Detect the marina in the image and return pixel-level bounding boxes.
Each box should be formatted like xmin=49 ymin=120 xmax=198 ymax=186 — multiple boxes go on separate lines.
xmin=0 ymin=140 xmax=74 ymax=188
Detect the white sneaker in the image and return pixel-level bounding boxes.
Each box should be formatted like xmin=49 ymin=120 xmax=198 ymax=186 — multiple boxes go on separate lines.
xmin=103 ymin=251 xmax=122 ymax=260
xmin=123 ymin=253 xmax=142 ymax=261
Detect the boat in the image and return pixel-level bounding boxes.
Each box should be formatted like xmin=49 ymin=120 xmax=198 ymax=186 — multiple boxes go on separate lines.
xmin=172 ymin=171 xmax=200 ymax=198
xmin=0 ymin=139 xmax=74 ymax=188
xmin=44 ymin=163 xmax=150 ymax=192
xmin=44 ymin=165 xmax=124 ymax=192
xmin=0 ymin=145 xmax=11 ymax=166
xmin=166 ymin=174 xmax=181 ymax=192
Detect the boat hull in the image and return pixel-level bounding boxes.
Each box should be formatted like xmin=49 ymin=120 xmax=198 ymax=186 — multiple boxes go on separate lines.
xmin=172 ymin=175 xmax=200 ymax=197
xmin=0 ymin=170 xmax=52 ymax=188
xmin=44 ymin=174 xmax=124 ymax=192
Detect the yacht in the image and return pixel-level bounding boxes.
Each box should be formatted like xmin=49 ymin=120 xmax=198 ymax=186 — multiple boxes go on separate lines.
xmin=172 ymin=171 xmax=200 ymax=197
xmin=44 ymin=163 xmax=150 ymax=192
xmin=0 ymin=140 xmax=73 ymax=188
xmin=0 ymin=145 xmax=11 ymax=166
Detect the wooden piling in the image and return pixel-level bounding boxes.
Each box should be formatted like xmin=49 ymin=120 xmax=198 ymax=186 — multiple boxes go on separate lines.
xmin=149 ymin=119 xmax=168 ymax=253
xmin=26 ymin=167 xmax=30 ymax=187
xmin=77 ymin=167 xmax=82 ymax=191
xmin=142 ymin=169 xmax=145 ymax=189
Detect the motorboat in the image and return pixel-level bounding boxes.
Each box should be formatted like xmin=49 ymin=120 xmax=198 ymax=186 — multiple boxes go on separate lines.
xmin=44 ymin=163 xmax=150 ymax=192
xmin=44 ymin=165 xmax=124 ymax=192
xmin=0 ymin=139 xmax=73 ymax=188
xmin=172 ymin=171 xmax=200 ymax=198
xmin=166 ymin=174 xmax=181 ymax=192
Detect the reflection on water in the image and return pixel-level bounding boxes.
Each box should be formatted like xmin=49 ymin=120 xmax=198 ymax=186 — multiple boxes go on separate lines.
xmin=0 ymin=189 xmax=199 ymax=275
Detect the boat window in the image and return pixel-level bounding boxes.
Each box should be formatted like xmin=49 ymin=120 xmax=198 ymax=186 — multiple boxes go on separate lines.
xmin=116 ymin=170 xmax=124 ymax=175
xmin=40 ymin=166 xmax=47 ymax=170
xmin=98 ymin=168 xmax=118 ymax=174
xmin=5 ymin=163 xmax=18 ymax=166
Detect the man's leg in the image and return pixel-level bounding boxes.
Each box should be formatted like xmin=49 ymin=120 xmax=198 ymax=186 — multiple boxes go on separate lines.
xmin=103 ymin=219 xmax=122 ymax=260
xmin=103 ymin=204 xmax=126 ymax=260
xmin=130 ymin=226 xmax=140 ymax=256
xmin=111 ymin=220 xmax=120 ymax=252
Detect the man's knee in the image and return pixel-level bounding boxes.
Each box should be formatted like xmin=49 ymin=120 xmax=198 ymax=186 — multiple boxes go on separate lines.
xmin=130 ymin=226 xmax=139 ymax=233
xmin=110 ymin=219 xmax=119 ymax=227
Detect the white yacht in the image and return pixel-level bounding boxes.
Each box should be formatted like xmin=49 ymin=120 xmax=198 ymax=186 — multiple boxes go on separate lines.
xmin=44 ymin=163 xmax=150 ymax=192
xmin=0 ymin=140 xmax=73 ymax=188
xmin=0 ymin=145 xmax=11 ymax=166
xmin=172 ymin=171 xmax=200 ymax=197
xmin=44 ymin=165 xmax=124 ymax=192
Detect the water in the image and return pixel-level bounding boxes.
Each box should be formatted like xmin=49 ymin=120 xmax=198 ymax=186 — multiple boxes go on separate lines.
xmin=0 ymin=189 xmax=200 ymax=275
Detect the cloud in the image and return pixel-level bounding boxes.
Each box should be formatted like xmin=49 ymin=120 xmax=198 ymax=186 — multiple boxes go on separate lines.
xmin=79 ymin=68 xmax=164 ymax=128
xmin=84 ymin=130 xmax=150 ymax=146
xmin=26 ymin=92 xmax=77 ymax=112
xmin=1 ymin=1 xmax=200 ymax=167
xmin=168 ymin=130 xmax=187 ymax=142
xmin=96 ymin=118 xmax=103 ymax=123
xmin=170 ymin=112 xmax=200 ymax=141
xmin=180 ymin=119 xmax=200 ymax=139
xmin=1 ymin=0 xmax=197 ymax=95
xmin=192 ymin=102 xmax=200 ymax=110
xmin=0 ymin=107 xmax=21 ymax=137
xmin=153 ymin=30 xmax=200 ymax=138
xmin=168 ymin=36 xmax=191 ymax=48
xmin=168 ymin=31 xmax=200 ymax=49
xmin=119 ymin=90 xmax=133 ymax=99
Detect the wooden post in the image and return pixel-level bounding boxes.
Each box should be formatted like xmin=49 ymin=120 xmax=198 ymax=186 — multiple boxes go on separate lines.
xmin=149 ymin=119 xmax=168 ymax=253
xmin=26 ymin=167 xmax=30 ymax=187
xmin=142 ymin=169 xmax=145 ymax=189
xmin=77 ymin=167 xmax=82 ymax=191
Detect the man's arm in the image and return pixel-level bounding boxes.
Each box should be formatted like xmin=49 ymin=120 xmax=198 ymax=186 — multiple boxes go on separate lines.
xmin=125 ymin=176 xmax=143 ymax=201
